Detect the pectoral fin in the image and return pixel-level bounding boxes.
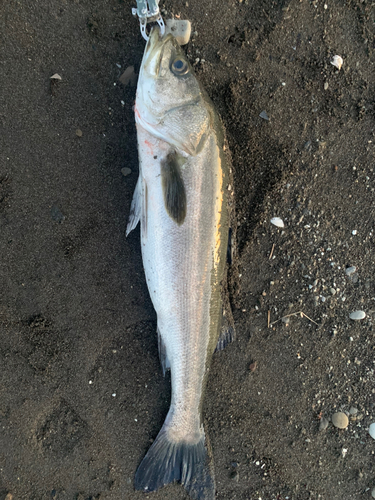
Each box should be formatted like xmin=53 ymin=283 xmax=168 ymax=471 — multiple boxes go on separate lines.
xmin=161 ymin=151 xmax=187 ymax=225
xmin=126 ymin=175 xmax=147 ymax=241
xmin=126 ymin=176 xmax=142 ymax=236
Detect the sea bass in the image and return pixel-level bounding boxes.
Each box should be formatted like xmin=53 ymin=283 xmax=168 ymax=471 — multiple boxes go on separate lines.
xmin=127 ymin=27 xmax=234 ymax=500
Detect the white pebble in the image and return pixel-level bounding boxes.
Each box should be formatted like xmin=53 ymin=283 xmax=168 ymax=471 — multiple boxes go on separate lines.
xmin=50 ymin=73 xmax=62 ymax=80
xmin=369 ymin=423 xmax=375 ymax=439
xmin=349 ymin=311 xmax=366 ymax=320
xmin=345 ymin=266 xmax=356 ymax=276
xmin=352 ymin=229 xmax=357 ymax=235
xmin=271 ymin=217 xmax=284 ymax=228
xmin=330 ymin=55 xmax=343 ymax=70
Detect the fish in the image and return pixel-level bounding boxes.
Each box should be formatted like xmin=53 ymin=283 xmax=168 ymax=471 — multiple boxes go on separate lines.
xmin=126 ymin=27 xmax=235 ymax=500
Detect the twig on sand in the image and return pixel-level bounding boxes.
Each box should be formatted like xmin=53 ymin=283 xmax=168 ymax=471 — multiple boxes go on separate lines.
xmin=269 ymin=243 xmax=275 ymax=260
xmin=270 ymin=310 xmax=319 ymax=327
xmin=267 ymin=310 xmax=271 ymax=328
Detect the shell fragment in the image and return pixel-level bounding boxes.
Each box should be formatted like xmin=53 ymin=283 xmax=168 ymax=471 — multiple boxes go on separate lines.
xmin=271 ymin=217 xmax=285 ymax=228
xmin=330 ymin=55 xmax=343 ymax=70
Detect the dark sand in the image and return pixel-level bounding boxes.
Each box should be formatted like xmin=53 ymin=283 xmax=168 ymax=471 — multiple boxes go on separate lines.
xmin=1 ymin=1 xmax=375 ymax=499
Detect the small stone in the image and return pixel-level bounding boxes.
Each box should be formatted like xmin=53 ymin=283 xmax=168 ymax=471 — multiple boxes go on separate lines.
xmin=259 ymin=110 xmax=269 ymax=121
xmin=352 ymin=229 xmax=357 ymax=235
xmin=76 ymin=129 xmax=83 ymax=137
xmin=50 ymin=73 xmax=62 ymax=80
xmin=372 ymin=486 xmax=375 ymax=498
xmin=51 ymin=205 xmax=65 ymax=223
xmin=230 ymin=470 xmax=239 ymax=482
xmin=369 ymin=422 xmax=375 ymax=439
xmin=319 ymin=417 xmax=329 ymax=431
xmin=332 ymin=412 xmax=349 ymax=429
xmin=346 ymin=266 xmax=357 ymax=276
xmin=121 ymin=167 xmax=132 ymax=177
xmin=349 ymin=407 xmax=358 ymax=415
xmin=324 ymin=82 xmax=329 ymax=90
xmin=5 ymin=495 xmax=13 ymax=500
xmin=249 ymin=361 xmax=257 ymax=372
xmin=349 ymin=311 xmax=366 ymax=321
xmin=270 ymin=217 xmax=284 ymax=228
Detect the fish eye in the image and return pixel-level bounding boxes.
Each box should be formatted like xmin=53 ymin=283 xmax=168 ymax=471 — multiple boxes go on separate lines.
xmin=171 ymin=58 xmax=189 ymax=76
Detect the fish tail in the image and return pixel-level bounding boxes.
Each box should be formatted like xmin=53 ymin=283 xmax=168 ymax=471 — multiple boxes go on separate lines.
xmin=134 ymin=427 xmax=215 ymax=500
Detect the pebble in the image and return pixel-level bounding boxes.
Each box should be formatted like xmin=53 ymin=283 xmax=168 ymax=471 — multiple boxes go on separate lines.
xmin=369 ymin=423 xmax=375 ymax=439
xmin=345 ymin=266 xmax=356 ymax=276
xmin=270 ymin=217 xmax=284 ymax=228
xmin=319 ymin=417 xmax=329 ymax=431
xmin=121 ymin=167 xmax=132 ymax=177
xmin=372 ymin=487 xmax=375 ymax=498
xmin=259 ymin=110 xmax=269 ymax=121
xmin=332 ymin=412 xmax=349 ymax=429
xmin=50 ymin=73 xmax=62 ymax=80
xmin=76 ymin=129 xmax=83 ymax=137
xmin=349 ymin=311 xmax=366 ymax=321
xmin=249 ymin=361 xmax=257 ymax=372
xmin=349 ymin=407 xmax=358 ymax=415
xmin=50 ymin=205 xmax=65 ymax=223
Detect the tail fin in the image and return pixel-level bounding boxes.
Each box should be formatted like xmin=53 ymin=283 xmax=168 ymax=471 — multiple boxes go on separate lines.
xmin=135 ymin=428 xmax=215 ymax=500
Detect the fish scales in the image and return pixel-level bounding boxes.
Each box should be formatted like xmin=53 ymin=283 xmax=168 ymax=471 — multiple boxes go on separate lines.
xmin=127 ymin=27 xmax=232 ymax=500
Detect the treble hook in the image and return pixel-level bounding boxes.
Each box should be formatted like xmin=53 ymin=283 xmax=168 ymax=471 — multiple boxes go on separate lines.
xmin=132 ymin=0 xmax=165 ymax=41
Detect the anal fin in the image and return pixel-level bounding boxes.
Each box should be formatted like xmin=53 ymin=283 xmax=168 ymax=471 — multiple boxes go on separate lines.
xmin=215 ymin=306 xmax=236 ymax=352
xmin=157 ymin=326 xmax=170 ymax=376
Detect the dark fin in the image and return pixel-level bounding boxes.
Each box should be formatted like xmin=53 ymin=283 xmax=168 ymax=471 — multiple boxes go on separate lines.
xmin=161 ymin=151 xmax=187 ymax=225
xmin=135 ymin=429 xmax=215 ymax=500
xmin=157 ymin=326 xmax=170 ymax=376
xmin=126 ymin=175 xmax=142 ymax=236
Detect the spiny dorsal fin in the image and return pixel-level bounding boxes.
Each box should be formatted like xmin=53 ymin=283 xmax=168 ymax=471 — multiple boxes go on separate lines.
xmin=161 ymin=151 xmax=186 ymax=225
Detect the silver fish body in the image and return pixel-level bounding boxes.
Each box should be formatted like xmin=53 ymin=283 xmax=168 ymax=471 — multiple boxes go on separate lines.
xmin=127 ymin=28 xmax=233 ymax=500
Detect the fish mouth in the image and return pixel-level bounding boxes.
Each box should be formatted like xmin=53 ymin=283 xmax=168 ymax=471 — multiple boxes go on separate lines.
xmin=140 ymin=27 xmax=176 ymax=78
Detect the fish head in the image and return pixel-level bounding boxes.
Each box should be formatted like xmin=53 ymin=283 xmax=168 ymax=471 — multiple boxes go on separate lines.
xmin=136 ymin=28 xmax=212 ymax=156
